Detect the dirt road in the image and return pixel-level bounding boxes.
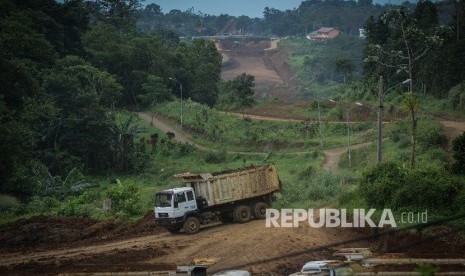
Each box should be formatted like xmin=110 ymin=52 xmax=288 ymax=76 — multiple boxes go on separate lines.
xmin=0 ymin=213 xmax=370 ymax=275
xmin=3 ymin=211 xmax=465 ymax=275
xmin=140 ymin=110 xmax=465 ymax=173
xmin=139 ymin=111 xmax=378 ymax=172
xmin=441 ymin=120 xmax=465 ymax=141
xmin=225 ymin=111 xmax=465 ymax=170
xmin=138 ymin=112 xmax=213 ymax=152
xmin=322 ymin=141 xmax=374 ymax=171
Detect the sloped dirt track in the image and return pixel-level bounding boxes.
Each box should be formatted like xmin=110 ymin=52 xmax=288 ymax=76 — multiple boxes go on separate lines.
xmin=0 ymin=212 xmax=367 ymax=275
xmin=2 ymin=212 xmax=465 ymax=275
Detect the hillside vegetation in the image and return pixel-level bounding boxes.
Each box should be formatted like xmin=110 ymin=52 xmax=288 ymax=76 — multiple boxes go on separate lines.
xmin=1 ymin=0 xmax=465 ymax=229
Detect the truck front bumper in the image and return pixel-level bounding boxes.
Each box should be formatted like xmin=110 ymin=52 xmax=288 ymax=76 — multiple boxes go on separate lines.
xmin=155 ymin=217 xmax=184 ymax=227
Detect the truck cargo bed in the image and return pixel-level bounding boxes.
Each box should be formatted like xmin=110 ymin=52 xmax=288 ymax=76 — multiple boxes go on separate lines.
xmin=175 ymin=165 xmax=280 ymax=207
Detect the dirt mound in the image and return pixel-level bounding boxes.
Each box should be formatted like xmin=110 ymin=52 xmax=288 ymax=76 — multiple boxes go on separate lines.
xmin=0 ymin=216 xmax=97 ymax=252
xmin=0 ymin=212 xmax=165 ymax=253
xmin=372 ymin=226 xmax=465 ymax=258
xmin=0 ymin=247 xmax=173 ymax=276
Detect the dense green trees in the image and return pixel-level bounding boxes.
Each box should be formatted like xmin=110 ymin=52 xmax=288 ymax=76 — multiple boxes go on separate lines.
xmin=136 ymin=0 xmax=385 ymax=37
xmin=217 ymin=73 xmax=256 ymax=111
xmin=0 ymin=0 xmax=91 ymax=198
xmin=42 ymin=56 xmax=121 ymax=173
xmin=188 ymin=39 xmax=222 ymax=106
xmin=363 ymin=0 xmax=465 ymax=98
xmin=452 ymin=132 xmax=465 ymax=174
xmin=264 ymin=0 xmax=386 ymax=36
xmin=0 ymin=0 xmax=223 ymax=199
xmin=360 ymin=162 xmax=461 ymax=212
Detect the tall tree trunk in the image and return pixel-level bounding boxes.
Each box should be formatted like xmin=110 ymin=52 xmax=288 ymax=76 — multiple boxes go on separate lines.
xmin=410 ymin=109 xmax=416 ymax=168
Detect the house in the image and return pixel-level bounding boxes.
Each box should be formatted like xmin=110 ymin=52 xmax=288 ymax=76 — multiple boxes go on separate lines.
xmin=359 ymin=28 xmax=366 ymax=39
xmin=307 ymin=27 xmax=340 ymax=41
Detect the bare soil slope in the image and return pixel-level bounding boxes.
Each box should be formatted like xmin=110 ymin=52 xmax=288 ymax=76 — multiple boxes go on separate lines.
xmin=0 ymin=213 xmax=367 ymax=275
xmin=2 ymin=212 xmax=465 ymax=275
xmin=219 ymin=38 xmax=297 ymax=101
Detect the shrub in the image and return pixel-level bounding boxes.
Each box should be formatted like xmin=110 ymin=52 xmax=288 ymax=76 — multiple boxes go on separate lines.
xmin=57 ymin=197 xmax=95 ymax=217
xmin=204 ymin=149 xmax=227 ymax=164
xmin=393 ymin=165 xmax=460 ymax=211
xmin=416 ymin=118 xmax=448 ymax=148
xmin=360 ymin=162 xmax=462 ymax=212
xmin=390 ymin=118 xmax=447 ymax=149
xmin=106 ymin=179 xmax=142 ymax=217
xmin=449 ymin=82 xmax=465 ymax=110
xmin=298 ymin=165 xmax=316 ymax=180
xmin=452 ymin=132 xmax=465 ymax=174
xmin=359 ymin=162 xmax=407 ymax=208
xmin=328 ymin=107 xmax=343 ymax=121
xmin=305 ymin=172 xmax=354 ymax=201
xmin=453 ymin=188 xmax=465 ymax=214
xmin=25 ymin=196 xmax=61 ymax=215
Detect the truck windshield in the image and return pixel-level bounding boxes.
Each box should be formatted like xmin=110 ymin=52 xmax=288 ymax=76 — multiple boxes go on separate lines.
xmin=155 ymin=193 xmax=172 ymax=207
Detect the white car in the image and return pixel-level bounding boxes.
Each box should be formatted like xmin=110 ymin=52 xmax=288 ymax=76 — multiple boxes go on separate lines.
xmin=289 ymin=260 xmax=340 ymax=275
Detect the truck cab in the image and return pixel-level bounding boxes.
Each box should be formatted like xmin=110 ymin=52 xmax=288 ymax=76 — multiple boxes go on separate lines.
xmin=154 ymin=187 xmax=198 ymax=233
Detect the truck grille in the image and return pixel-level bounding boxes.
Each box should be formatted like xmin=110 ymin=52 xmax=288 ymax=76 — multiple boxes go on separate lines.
xmin=157 ymin=213 xmax=169 ymax=218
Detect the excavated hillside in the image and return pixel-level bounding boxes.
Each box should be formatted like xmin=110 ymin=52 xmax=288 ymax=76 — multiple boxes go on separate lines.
xmin=218 ymin=37 xmax=297 ymax=101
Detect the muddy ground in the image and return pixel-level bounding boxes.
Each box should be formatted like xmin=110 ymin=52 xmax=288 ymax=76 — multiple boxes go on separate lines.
xmin=1 ymin=213 xmax=465 ymax=275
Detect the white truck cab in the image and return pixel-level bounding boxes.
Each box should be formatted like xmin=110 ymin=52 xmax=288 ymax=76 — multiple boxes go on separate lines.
xmin=154 ymin=187 xmax=199 ymax=233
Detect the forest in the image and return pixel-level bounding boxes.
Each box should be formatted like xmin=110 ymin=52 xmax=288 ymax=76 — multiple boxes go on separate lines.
xmin=1 ymin=0 xmax=465 ymax=218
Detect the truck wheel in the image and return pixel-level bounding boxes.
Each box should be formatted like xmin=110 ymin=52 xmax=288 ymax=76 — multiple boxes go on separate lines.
xmin=183 ymin=216 xmax=200 ymax=234
xmin=253 ymin=202 xmax=269 ymax=220
xmin=234 ymin=205 xmax=252 ymax=223
xmin=219 ymin=212 xmax=234 ymax=223
xmin=167 ymin=227 xmax=181 ymax=233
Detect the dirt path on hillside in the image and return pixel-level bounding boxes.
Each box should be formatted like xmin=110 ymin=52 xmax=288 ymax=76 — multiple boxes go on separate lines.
xmin=138 ymin=112 xmax=266 ymax=156
xmin=138 ymin=112 xmax=213 ymax=152
xmin=226 ymin=112 xmax=465 ymax=170
xmin=441 ymin=120 xmax=465 ymax=142
xmin=141 ymin=111 xmax=465 ymax=172
xmin=322 ymin=141 xmax=374 ymax=171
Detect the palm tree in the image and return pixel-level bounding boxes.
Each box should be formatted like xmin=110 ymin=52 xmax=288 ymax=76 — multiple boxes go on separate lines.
xmin=109 ymin=113 xmax=145 ymax=170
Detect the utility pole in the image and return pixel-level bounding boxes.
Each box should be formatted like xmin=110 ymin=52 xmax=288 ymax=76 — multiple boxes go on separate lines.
xmin=317 ymin=97 xmax=323 ymax=149
xmin=346 ymin=109 xmax=351 ymax=168
xmin=180 ymin=83 xmax=183 ymax=131
xmin=377 ymin=76 xmax=384 ymax=164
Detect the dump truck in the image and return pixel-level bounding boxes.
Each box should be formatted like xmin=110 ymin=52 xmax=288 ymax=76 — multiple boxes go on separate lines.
xmin=154 ymin=165 xmax=281 ymax=234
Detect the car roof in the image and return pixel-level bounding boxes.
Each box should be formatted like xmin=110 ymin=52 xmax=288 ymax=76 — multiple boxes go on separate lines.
xmin=302 ymin=260 xmax=338 ymax=271
xmin=213 ymin=270 xmax=251 ymax=276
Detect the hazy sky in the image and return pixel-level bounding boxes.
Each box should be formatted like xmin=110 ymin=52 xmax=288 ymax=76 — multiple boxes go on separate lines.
xmin=146 ymin=0 xmax=304 ymax=18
